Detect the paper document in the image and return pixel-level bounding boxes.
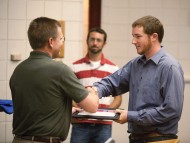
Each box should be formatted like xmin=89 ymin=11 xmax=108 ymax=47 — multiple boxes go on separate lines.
xmin=78 ymin=110 xmax=115 ymax=117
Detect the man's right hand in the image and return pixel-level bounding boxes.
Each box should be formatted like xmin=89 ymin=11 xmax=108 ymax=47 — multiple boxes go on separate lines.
xmin=114 ymin=109 xmax=128 ymax=124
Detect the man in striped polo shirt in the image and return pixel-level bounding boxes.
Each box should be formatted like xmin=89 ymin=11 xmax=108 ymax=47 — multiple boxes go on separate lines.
xmin=70 ymin=28 xmax=122 ymax=143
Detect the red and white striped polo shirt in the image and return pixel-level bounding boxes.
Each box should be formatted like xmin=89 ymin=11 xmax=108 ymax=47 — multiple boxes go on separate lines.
xmin=71 ymin=54 xmax=119 ymax=124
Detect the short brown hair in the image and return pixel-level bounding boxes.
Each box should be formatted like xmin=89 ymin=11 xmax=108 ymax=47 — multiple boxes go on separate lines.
xmin=87 ymin=27 xmax=107 ymax=42
xmin=132 ymin=15 xmax=164 ymax=43
xmin=28 ymin=17 xmax=61 ymax=49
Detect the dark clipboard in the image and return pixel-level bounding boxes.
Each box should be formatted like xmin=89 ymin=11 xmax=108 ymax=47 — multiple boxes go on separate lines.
xmin=72 ymin=108 xmax=120 ymax=120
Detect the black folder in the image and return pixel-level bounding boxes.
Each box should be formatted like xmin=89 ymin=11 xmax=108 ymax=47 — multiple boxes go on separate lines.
xmin=72 ymin=108 xmax=120 ymax=120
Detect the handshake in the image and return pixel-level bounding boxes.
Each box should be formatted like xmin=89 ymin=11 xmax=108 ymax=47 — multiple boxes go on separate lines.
xmin=72 ymin=86 xmax=128 ymax=124
xmin=72 ymin=86 xmax=99 ymax=114
xmin=86 ymin=86 xmax=99 ymax=97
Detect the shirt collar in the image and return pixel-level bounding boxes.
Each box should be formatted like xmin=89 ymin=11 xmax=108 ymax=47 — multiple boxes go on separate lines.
xmin=138 ymin=47 xmax=165 ymax=65
xmin=83 ymin=53 xmax=106 ymax=65
xmin=30 ymin=51 xmax=51 ymax=59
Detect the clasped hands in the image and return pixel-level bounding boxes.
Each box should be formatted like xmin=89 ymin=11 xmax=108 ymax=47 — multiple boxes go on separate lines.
xmin=87 ymin=86 xmax=128 ymax=124
xmin=72 ymin=87 xmax=128 ymax=124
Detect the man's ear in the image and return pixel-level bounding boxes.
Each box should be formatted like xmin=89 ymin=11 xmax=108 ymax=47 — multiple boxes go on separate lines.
xmin=151 ymin=33 xmax=158 ymax=42
xmin=48 ymin=37 xmax=54 ymax=48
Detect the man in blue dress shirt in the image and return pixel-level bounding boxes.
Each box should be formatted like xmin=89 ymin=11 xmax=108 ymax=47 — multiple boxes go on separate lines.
xmin=93 ymin=15 xmax=184 ymax=143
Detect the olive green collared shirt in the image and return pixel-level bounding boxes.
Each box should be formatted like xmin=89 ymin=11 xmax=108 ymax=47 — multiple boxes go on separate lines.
xmin=10 ymin=51 xmax=88 ymax=141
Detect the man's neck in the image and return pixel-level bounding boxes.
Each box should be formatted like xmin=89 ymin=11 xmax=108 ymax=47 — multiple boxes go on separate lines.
xmin=88 ymin=52 xmax=102 ymax=61
xmin=34 ymin=48 xmax=52 ymax=58
xmin=145 ymin=43 xmax=161 ymax=60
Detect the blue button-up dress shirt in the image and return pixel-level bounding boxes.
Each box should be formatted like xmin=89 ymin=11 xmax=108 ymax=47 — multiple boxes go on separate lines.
xmin=93 ymin=48 xmax=184 ymax=134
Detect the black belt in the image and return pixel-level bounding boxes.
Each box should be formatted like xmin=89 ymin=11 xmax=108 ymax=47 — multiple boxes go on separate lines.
xmin=129 ymin=134 xmax=178 ymax=142
xmin=14 ymin=135 xmax=61 ymax=143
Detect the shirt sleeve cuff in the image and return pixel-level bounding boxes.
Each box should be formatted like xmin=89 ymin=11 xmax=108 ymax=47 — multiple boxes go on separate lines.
xmin=127 ymin=111 xmax=138 ymax=122
xmin=93 ymin=85 xmax=102 ymax=99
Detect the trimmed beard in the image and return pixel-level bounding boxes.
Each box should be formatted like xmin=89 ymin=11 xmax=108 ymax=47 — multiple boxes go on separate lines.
xmin=89 ymin=47 xmax=103 ymax=54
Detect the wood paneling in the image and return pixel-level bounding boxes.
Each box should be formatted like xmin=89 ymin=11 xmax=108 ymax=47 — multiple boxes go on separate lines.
xmin=89 ymin=0 xmax=101 ymax=29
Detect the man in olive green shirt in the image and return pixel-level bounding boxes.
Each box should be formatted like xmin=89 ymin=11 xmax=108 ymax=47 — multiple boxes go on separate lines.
xmin=10 ymin=17 xmax=99 ymax=143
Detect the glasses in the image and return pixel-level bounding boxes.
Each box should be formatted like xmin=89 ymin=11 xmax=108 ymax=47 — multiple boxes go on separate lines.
xmin=50 ymin=36 xmax=65 ymax=43
xmin=88 ymin=38 xmax=103 ymax=43
xmin=60 ymin=36 xmax=65 ymax=43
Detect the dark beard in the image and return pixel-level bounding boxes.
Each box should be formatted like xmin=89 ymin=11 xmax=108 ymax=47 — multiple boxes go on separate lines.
xmin=89 ymin=47 xmax=102 ymax=54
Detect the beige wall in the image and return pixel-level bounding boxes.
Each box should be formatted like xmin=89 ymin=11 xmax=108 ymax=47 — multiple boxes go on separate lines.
xmin=0 ymin=0 xmax=190 ymax=142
